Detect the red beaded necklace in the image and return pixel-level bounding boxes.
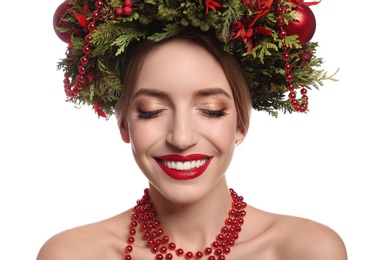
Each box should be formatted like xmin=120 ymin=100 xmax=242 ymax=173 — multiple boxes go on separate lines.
xmin=124 ymin=188 xmax=247 ymax=260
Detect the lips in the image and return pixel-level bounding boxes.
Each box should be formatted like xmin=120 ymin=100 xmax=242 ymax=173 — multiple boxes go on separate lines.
xmin=154 ymin=154 xmax=213 ymax=180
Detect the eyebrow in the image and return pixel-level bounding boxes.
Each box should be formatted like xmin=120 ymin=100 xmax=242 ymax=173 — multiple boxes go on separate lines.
xmin=193 ymin=88 xmax=232 ymax=99
xmin=132 ymin=88 xmax=169 ymax=100
xmin=131 ymin=87 xmax=232 ymax=100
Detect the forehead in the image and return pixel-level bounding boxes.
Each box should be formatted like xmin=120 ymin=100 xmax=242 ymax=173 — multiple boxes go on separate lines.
xmin=133 ymin=39 xmax=233 ymax=97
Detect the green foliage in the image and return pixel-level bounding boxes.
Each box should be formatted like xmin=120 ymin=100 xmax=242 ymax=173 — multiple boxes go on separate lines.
xmin=219 ymin=1 xmax=244 ymax=42
xmin=57 ymin=0 xmax=335 ymax=118
xmin=248 ymin=40 xmax=279 ymax=64
xmin=113 ymin=30 xmax=147 ymax=55
xmin=157 ymin=4 xmax=182 ymax=20
xmin=110 ymin=0 xmax=123 ymax=7
xmin=282 ymin=35 xmax=302 ymax=49
xmin=91 ymin=23 xmax=142 ymax=56
xmin=148 ymin=23 xmax=183 ymax=41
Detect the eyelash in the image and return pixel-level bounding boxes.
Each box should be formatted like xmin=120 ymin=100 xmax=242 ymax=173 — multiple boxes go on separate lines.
xmin=136 ymin=108 xmax=228 ymax=119
xmin=199 ymin=109 xmax=228 ymax=118
xmin=137 ymin=109 xmax=164 ymax=119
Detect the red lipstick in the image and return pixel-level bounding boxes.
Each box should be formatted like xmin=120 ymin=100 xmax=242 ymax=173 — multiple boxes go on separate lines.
xmin=155 ymin=154 xmax=212 ymax=180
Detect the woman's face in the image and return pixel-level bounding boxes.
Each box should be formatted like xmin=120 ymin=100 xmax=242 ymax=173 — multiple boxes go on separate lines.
xmin=120 ymin=39 xmax=244 ymax=203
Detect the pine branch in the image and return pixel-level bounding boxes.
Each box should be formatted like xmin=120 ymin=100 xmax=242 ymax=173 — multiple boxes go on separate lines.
xmin=91 ymin=22 xmax=142 ymax=56
xmin=220 ymin=1 xmax=243 ymax=42
xmin=113 ymin=30 xmax=147 ymax=56
xmin=147 ymin=23 xmax=183 ymax=41
xmin=157 ymin=5 xmax=182 ymax=21
xmin=249 ymin=40 xmax=278 ymax=64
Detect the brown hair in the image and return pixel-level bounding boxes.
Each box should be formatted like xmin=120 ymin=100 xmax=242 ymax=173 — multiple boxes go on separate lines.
xmin=114 ymin=30 xmax=252 ymax=135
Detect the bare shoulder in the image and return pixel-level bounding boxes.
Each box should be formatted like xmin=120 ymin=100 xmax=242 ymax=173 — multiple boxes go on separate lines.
xmin=273 ymin=214 xmax=348 ymax=260
xmin=37 ymin=210 xmax=131 ymax=260
xmin=238 ymin=207 xmax=347 ymax=260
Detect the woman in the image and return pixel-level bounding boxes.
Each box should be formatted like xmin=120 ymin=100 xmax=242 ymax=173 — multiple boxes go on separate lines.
xmin=39 ymin=0 xmax=347 ymax=259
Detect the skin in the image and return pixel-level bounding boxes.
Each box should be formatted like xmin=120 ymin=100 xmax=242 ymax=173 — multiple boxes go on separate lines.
xmin=37 ymin=40 xmax=347 ymax=260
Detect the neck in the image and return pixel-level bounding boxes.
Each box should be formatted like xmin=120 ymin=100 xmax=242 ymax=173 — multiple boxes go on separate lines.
xmin=148 ymin=179 xmax=232 ymax=250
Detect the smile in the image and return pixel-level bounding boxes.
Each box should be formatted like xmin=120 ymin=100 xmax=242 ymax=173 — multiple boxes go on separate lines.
xmin=154 ymin=154 xmax=212 ymax=180
xmin=162 ymin=159 xmax=208 ymax=170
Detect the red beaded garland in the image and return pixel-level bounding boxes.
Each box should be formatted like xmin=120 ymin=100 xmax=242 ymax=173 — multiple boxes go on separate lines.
xmin=276 ymin=2 xmax=311 ymax=112
xmin=61 ymin=0 xmax=104 ymax=99
xmin=125 ymin=189 xmax=246 ymax=259
xmin=60 ymin=0 xmax=134 ymax=104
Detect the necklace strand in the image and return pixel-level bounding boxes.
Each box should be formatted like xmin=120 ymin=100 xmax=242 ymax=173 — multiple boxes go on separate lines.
xmin=124 ymin=188 xmax=246 ymax=260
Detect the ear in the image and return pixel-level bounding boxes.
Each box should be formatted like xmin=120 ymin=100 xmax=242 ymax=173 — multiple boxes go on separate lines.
xmin=119 ymin=123 xmax=130 ymax=143
xmin=235 ymin=127 xmax=245 ymax=145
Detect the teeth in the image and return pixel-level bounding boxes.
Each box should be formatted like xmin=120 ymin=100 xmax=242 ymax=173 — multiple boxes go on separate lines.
xmin=176 ymin=161 xmax=183 ymax=170
xmin=163 ymin=159 xmax=208 ymax=170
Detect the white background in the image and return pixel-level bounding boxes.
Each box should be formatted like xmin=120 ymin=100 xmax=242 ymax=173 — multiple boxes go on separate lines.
xmin=1 ymin=0 xmax=380 ymax=259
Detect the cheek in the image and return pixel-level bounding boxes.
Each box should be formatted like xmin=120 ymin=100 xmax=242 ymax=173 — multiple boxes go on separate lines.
xmin=202 ymin=117 xmax=238 ymax=148
xmin=128 ymin=120 xmax=164 ymax=153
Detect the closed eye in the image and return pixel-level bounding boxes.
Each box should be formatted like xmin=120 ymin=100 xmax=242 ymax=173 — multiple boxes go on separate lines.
xmin=137 ymin=109 xmax=165 ymax=119
xmin=198 ymin=109 xmax=228 ymax=118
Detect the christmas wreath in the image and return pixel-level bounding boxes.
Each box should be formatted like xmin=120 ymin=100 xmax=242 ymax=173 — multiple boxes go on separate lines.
xmin=53 ymin=0 xmax=336 ymax=118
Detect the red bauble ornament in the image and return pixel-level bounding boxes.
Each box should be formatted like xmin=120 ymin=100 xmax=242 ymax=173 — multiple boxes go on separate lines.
xmin=285 ymin=3 xmax=316 ymax=46
xmin=53 ymin=1 xmax=72 ymax=43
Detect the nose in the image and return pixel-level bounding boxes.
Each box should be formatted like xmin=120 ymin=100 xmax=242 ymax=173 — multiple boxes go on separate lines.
xmin=166 ymin=111 xmax=197 ymax=150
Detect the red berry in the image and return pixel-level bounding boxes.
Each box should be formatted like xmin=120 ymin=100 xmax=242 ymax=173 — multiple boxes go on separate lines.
xmin=95 ymin=0 xmax=104 ymax=9
xmin=287 ymin=84 xmax=295 ymax=91
xmin=123 ymin=6 xmax=133 ymax=15
xmin=78 ymin=66 xmax=87 ymax=75
xmin=76 ymin=83 xmax=84 ymax=91
xmin=116 ymin=7 xmax=123 ymax=16
xmin=288 ymin=92 xmax=296 ymax=100
xmin=88 ymin=22 xmax=97 ymax=31
xmin=124 ymin=0 xmax=133 ymax=7
xmin=92 ymin=10 xmax=100 ymax=20
xmin=77 ymin=75 xmax=86 ymax=84
xmin=301 ymin=52 xmax=311 ymax=61
xmin=285 ymin=74 xmax=293 ymax=82
xmin=276 ymin=7 xmax=283 ymax=15
xmin=277 ymin=18 xmax=285 ymax=26
xmin=284 ymin=63 xmax=292 ymax=72
xmin=82 ymin=45 xmax=92 ymax=55
xmin=85 ymin=34 xmax=93 ymax=43
xmin=282 ymin=52 xmax=290 ymax=61
xmin=299 ymin=103 xmax=307 ymax=112
xmin=278 ymin=29 xmax=287 ymax=39
xmin=80 ymin=56 xmax=89 ymax=65
xmin=185 ymin=252 xmax=193 ymax=259
xmin=165 ymin=254 xmax=173 ymax=259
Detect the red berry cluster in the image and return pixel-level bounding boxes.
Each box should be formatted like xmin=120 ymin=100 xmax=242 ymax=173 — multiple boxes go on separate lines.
xmin=116 ymin=0 xmax=134 ymax=17
xmin=300 ymin=50 xmax=312 ymax=65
